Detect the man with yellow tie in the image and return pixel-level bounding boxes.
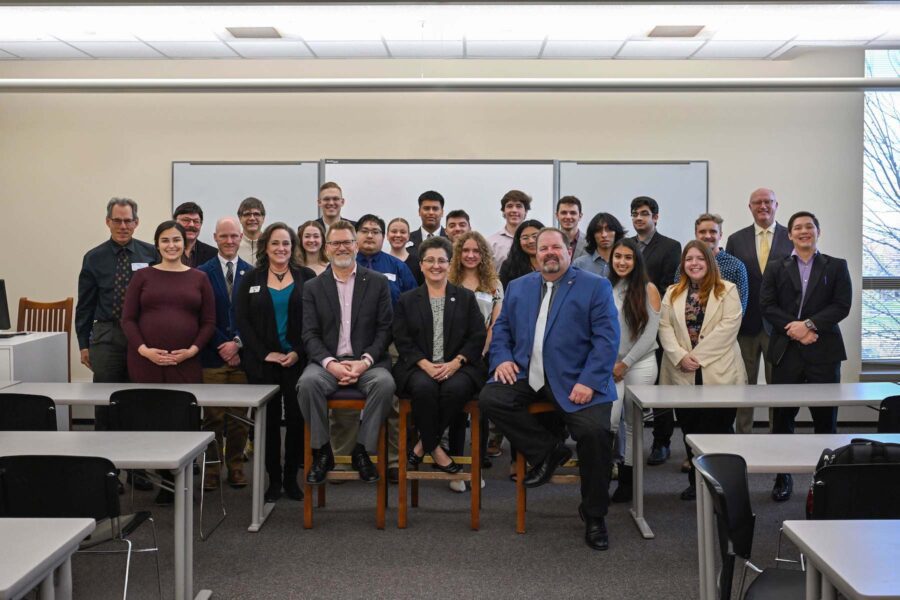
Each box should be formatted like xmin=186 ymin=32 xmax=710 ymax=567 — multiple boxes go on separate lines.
xmin=725 ymin=188 xmax=793 ymax=434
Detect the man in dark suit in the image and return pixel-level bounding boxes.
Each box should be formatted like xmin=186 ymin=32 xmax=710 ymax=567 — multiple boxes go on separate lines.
xmin=314 ymin=181 xmax=357 ymax=232
xmin=198 ymin=217 xmax=252 ymax=490
xmin=725 ymin=188 xmax=793 ymax=434
xmin=480 ymin=227 xmax=620 ymax=551
xmin=408 ymin=190 xmax=447 ymax=252
xmin=760 ymin=211 xmax=852 ymax=502
xmin=298 ymin=221 xmax=396 ymax=484
xmin=629 ymin=196 xmax=682 ymax=466
xmin=174 ymin=201 xmax=217 ymax=268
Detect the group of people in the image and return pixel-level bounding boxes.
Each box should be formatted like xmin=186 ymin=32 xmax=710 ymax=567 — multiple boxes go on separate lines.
xmin=75 ymin=182 xmax=851 ymax=551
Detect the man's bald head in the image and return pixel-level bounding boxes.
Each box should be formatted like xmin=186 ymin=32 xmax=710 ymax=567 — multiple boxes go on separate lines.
xmin=749 ymin=188 xmax=778 ymax=228
xmin=213 ymin=216 xmax=243 ymax=259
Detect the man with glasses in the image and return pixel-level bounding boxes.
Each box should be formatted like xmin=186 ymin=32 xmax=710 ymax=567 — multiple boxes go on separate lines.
xmin=298 ymin=221 xmax=395 ymax=484
xmin=315 ymin=181 xmax=357 ymax=231
xmin=236 ymin=196 xmax=266 ymax=265
xmin=173 ymin=201 xmax=217 ymax=268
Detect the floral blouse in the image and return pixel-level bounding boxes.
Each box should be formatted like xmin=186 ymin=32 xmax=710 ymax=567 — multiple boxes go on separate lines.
xmin=685 ymin=284 xmax=705 ymax=348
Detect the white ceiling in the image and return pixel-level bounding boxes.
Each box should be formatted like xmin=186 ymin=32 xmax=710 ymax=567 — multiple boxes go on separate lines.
xmin=0 ymin=3 xmax=897 ymax=61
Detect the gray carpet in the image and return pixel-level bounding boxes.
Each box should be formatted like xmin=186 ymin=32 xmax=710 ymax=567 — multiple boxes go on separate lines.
xmin=65 ymin=425 xmax=852 ymax=600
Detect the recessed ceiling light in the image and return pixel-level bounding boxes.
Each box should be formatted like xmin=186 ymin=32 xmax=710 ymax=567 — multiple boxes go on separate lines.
xmin=226 ymin=27 xmax=281 ymax=39
xmin=648 ymin=25 xmax=704 ymax=38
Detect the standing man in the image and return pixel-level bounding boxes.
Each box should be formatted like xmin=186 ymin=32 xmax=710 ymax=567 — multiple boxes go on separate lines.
xmin=173 ymin=201 xmax=217 ymax=268
xmin=315 ymin=182 xmax=357 ymax=231
xmin=556 ymin=196 xmax=587 ymax=260
xmin=630 ymin=196 xmax=682 ymax=466
xmin=198 ymin=217 xmax=252 ymax=490
xmin=298 ymin=221 xmax=396 ymax=484
xmin=481 ymin=227 xmax=619 ymax=551
xmin=760 ymin=211 xmax=851 ymax=502
xmin=725 ymin=188 xmax=793 ymax=434
xmin=409 ymin=191 xmax=447 ymax=251
xmin=683 ymin=213 xmax=749 ymax=313
xmin=237 ymin=196 xmax=266 ymax=265
xmin=488 ymin=190 xmax=531 ymax=271
xmin=445 ymin=209 xmax=471 ymax=245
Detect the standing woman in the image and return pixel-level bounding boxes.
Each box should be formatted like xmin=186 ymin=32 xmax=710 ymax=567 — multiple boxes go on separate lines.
xmin=658 ymin=240 xmax=746 ymax=500
xmin=393 ymin=236 xmax=487 ymax=473
xmin=498 ymin=219 xmax=545 ymax=291
xmin=297 ymin=220 xmax=329 ymax=275
xmin=387 ymin=217 xmax=424 ymax=285
xmin=121 ymin=220 xmax=215 ymax=385
xmin=236 ymin=222 xmax=317 ymax=503
xmin=607 ymin=238 xmax=661 ymax=503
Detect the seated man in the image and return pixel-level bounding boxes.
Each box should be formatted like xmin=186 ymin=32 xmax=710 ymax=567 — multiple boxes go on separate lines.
xmin=298 ymin=221 xmax=396 ymax=484
xmin=480 ymin=227 xmax=620 ymax=551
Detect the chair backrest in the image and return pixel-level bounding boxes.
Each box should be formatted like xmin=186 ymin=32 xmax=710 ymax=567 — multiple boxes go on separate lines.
xmin=693 ymin=454 xmax=757 ymax=600
xmin=878 ymin=396 xmax=900 ymax=433
xmin=0 ymin=394 xmax=57 ymax=431
xmin=108 ymin=388 xmax=200 ymax=432
xmin=16 ymin=297 xmax=74 ymax=382
xmin=0 ymin=455 xmax=120 ymax=521
xmin=810 ymin=463 xmax=900 ymax=519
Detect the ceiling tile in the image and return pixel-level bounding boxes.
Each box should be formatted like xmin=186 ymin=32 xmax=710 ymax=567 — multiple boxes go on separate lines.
xmin=0 ymin=41 xmax=89 ymax=59
xmin=71 ymin=41 xmax=163 ymax=59
xmin=146 ymin=41 xmax=238 ymax=59
xmin=616 ymin=40 xmax=705 ymax=59
xmin=226 ymin=40 xmax=313 ymax=58
xmin=541 ymin=40 xmax=622 ymax=59
xmin=692 ymin=41 xmax=786 ymax=60
xmin=466 ymin=40 xmax=544 ymax=59
xmin=385 ymin=40 xmax=463 ymax=58
xmin=305 ymin=40 xmax=388 ymax=58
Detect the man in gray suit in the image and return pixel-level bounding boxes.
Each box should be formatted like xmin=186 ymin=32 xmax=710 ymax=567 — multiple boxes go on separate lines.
xmin=725 ymin=188 xmax=793 ymax=433
xmin=298 ymin=220 xmax=396 ymax=484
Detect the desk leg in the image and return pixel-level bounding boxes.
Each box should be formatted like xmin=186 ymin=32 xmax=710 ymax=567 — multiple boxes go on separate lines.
xmin=629 ymin=394 xmax=654 ymax=539
xmin=805 ymin=562 xmax=820 ymax=600
xmin=698 ymin=476 xmax=716 ymax=600
xmin=696 ymin=474 xmax=708 ymax=600
xmin=248 ymin=403 xmax=274 ymax=533
xmin=820 ymin=572 xmax=836 ymax=600
xmin=39 ymin=572 xmax=55 ymax=600
xmin=55 ymin=557 xmax=73 ymax=600
xmin=174 ymin=466 xmax=187 ymax=600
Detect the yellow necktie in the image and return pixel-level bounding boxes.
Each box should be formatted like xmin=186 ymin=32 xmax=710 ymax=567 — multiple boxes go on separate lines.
xmin=758 ymin=230 xmax=770 ymax=273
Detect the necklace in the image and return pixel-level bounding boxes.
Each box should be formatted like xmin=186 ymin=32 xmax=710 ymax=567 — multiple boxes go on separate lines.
xmin=270 ymin=268 xmax=288 ymax=282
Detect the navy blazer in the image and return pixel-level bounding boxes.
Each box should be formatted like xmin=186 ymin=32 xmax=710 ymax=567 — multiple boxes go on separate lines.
xmin=725 ymin=223 xmax=792 ymax=336
xmin=489 ymin=267 xmax=620 ymax=413
xmin=198 ymin=256 xmax=251 ymax=368
xmin=408 ymin=227 xmax=447 ymax=253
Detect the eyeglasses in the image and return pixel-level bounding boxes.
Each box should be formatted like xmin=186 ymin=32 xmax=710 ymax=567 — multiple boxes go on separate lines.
xmin=750 ymin=200 xmax=774 ymax=207
xmin=421 ymin=258 xmax=450 ymax=265
xmin=176 ymin=217 xmax=202 ymax=225
xmin=109 ymin=218 xmax=136 ymax=226
xmin=359 ymin=228 xmax=383 ymax=236
xmin=326 ymin=240 xmax=355 ymax=248
xmin=241 ymin=211 xmax=264 ymax=218
xmin=631 ymin=211 xmax=652 ymax=218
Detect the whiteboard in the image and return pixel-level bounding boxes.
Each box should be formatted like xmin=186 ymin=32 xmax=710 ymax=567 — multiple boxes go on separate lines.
xmin=322 ymin=160 xmax=556 ymax=238
xmin=558 ymin=161 xmax=708 ymax=248
xmin=172 ymin=162 xmax=320 ymax=246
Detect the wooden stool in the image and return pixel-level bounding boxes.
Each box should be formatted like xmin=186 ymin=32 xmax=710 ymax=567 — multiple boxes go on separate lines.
xmin=398 ymin=397 xmax=481 ymax=530
xmin=516 ymin=402 xmax=579 ymax=534
xmin=302 ymin=388 xmax=388 ymax=530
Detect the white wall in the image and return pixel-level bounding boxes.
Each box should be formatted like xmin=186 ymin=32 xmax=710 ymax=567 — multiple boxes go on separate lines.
xmin=0 ymin=49 xmax=864 ymax=383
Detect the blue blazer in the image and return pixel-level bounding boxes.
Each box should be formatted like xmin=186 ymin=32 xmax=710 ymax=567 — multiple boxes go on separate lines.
xmin=198 ymin=256 xmax=252 ymax=368
xmin=488 ymin=267 xmax=620 ymax=413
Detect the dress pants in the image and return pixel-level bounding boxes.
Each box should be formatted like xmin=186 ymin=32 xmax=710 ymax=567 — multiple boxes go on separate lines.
xmin=248 ymin=362 xmax=303 ymax=487
xmin=88 ymin=321 xmax=130 ymax=430
xmin=480 ymin=379 xmax=613 ymax=519
xmin=297 ymin=363 xmax=395 ymax=454
xmin=406 ymin=369 xmax=475 ymax=453
xmin=651 ymin=346 xmax=675 ymax=448
xmin=772 ymin=342 xmax=840 ymax=435
xmin=735 ymin=330 xmax=773 ymax=434
xmin=202 ymin=365 xmax=250 ymax=473
xmin=677 ymin=370 xmax=736 ymax=486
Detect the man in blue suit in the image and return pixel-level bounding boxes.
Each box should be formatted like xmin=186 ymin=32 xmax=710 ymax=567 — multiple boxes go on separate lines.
xmin=198 ymin=216 xmax=253 ymax=490
xmin=480 ymin=227 xmax=620 ymax=551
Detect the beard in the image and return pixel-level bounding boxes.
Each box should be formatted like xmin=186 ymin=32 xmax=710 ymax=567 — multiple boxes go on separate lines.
xmin=332 ymin=254 xmax=354 ymax=269
xmin=541 ymin=258 xmax=561 ymax=274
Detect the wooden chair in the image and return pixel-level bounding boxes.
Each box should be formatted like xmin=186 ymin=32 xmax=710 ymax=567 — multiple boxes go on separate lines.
xmin=398 ymin=397 xmax=482 ymax=530
xmin=515 ymin=402 xmax=579 ymax=534
xmin=302 ymin=389 xmax=388 ymax=530
xmin=17 ymin=297 xmax=74 ymax=382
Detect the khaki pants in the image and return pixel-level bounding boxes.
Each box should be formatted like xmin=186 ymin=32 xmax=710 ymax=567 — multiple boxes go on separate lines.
xmin=735 ymin=331 xmax=774 ymax=434
xmin=202 ymin=366 xmax=250 ymax=473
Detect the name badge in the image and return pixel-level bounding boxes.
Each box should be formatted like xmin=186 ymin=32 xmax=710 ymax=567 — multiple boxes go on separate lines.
xmin=131 ymin=262 xmax=149 ymax=271
xmin=475 ymin=291 xmax=493 ymax=304
xmin=405 ymin=241 xmax=415 ymax=248
xmin=249 ymin=286 xmax=261 ymax=294
xmin=384 ymin=273 xmax=397 ymax=282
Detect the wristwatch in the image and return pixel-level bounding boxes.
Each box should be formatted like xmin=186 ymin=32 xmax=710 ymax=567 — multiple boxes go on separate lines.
xmin=233 ymin=336 xmax=243 ymax=349
xmin=804 ymin=319 xmax=816 ymax=330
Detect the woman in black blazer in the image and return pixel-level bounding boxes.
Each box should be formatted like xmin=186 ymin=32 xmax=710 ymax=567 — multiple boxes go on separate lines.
xmin=235 ymin=222 xmax=316 ymax=503
xmin=392 ymin=236 xmax=487 ymax=473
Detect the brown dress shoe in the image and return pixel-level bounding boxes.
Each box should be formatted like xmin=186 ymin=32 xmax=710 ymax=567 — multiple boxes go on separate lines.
xmin=203 ymin=471 xmax=220 ymax=491
xmin=228 ymin=469 xmax=248 ymax=488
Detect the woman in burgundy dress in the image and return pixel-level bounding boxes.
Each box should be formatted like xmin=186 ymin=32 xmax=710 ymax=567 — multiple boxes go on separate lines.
xmin=122 ymin=220 xmax=215 ymax=384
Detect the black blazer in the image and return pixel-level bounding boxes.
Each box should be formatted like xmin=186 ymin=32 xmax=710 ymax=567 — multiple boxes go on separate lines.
xmin=392 ymin=283 xmax=488 ymax=393
xmin=726 ymin=223 xmax=793 ymax=336
xmin=632 ymin=231 xmax=682 ymax=298
xmin=301 ymin=266 xmax=393 ymax=370
xmin=185 ymin=239 xmax=218 ymax=268
xmin=408 ymin=227 xmax=447 ymax=253
xmin=234 ymin=265 xmax=317 ymax=382
xmin=759 ymin=252 xmax=851 ymax=366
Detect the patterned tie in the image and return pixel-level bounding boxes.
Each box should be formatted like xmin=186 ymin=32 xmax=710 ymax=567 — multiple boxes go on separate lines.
xmin=427 ymin=233 xmax=434 ymax=239
xmin=226 ymin=261 xmax=234 ymax=298
xmin=758 ymin=230 xmax=771 ymax=274
xmin=112 ymin=247 xmax=130 ymax=320
xmin=528 ymin=281 xmax=554 ymax=392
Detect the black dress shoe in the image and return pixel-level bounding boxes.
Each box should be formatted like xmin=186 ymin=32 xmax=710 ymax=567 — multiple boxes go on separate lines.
xmin=283 ymin=478 xmax=304 ymax=501
xmin=680 ymin=484 xmax=696 ymax=501
xmin=523 ymin=443 xmax=573 ymax=488
xmin=481 ymin=456 xmax=493 ymax=469
xmin=578 ymin=507 xmax=609 ymax=551
xmin=772 ymin=473 xmax=793 ymax=502
xmin=265 ymin=481 xmax=282 ymax=503
xmin=306 ymin=445 xmax=335 ymax=486
xmin=647 ymin=444 xmax=671 ymax=466
xmin=407 ymin=447 xmax=424 ymax=468
xmin=430 ymin=454 xmax=462 ymax=474
xmin=154 ymin=488 xmax=175 ymax=506
xmin=351 ymin=446 xmax=379 ymax=483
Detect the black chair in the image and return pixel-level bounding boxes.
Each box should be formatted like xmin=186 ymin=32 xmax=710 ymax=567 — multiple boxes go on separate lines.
xmin=0 ymin=454 xmax=161 ymax=599
xmin=0 ymin=393 xmax=58 ymax=431
xmin=693 ymin=454 xmax=805 ymax=600
xmin=877 ymin=395 xmax=900 ymax=433
xmin=108 ymin=388 xmax=226 ymax=540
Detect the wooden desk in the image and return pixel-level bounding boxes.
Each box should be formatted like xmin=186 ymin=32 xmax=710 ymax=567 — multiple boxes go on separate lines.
xmin=783 ymin=520 xmax=900 ymax=600
xmin=0 ymin=381 xmax=279 ymax=532
xmin=687 ymin=433 xmax=900 ymax=600
xmin=0 ymin=518 xmax=95 ymax=600
xmin=625 ymin=382 xmax=897 ymax=540
xmin=0 ymin=431 xmax=213 ymax=600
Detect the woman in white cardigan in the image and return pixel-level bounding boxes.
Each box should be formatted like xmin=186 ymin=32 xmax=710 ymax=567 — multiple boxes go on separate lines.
xmin=659 ymin=240 xmax=747 ymax=500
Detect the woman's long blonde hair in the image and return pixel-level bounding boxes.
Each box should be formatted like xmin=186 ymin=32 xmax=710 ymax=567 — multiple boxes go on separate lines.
xmin=449 ymin=231 xmax=500 ymax=293
xmin=669 ymin=240 xmax=725 ymax=306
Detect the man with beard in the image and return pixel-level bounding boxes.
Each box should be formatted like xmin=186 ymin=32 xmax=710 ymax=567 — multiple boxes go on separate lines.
xmin=173 ymin=202 xmax=217 ymax=268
